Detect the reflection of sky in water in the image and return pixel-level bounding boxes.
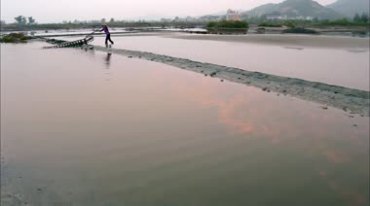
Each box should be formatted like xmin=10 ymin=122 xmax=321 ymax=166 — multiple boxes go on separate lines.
xmin=1 ymin=42 xmax=369 ymax=206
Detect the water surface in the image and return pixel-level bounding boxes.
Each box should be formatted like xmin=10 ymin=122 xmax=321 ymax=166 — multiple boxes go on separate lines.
xmin=1 ymin=42 xmax=369 ymax=206
xmin=90 ymin=34 xmax=369 ymax=90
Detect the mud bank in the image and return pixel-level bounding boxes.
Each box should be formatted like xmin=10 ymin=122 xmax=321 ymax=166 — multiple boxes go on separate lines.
xmin=93 ymin=45 xmax=369 ymax=116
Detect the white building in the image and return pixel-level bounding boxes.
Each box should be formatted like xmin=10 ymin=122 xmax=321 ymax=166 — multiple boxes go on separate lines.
xmin=226 ymin=9 xmax=241 ymax=21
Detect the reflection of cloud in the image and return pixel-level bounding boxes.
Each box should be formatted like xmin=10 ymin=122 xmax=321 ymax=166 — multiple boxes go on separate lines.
xmin=319 ymin=170 xmax=327 ymax=177
xmin=217 ymin=96 xmax=254 ymax=135
xmin=149 ymin=66 xmax=368 ymax=205
xmin=146 ymin=67 xmax=260 ymax=136
xmin=184 ymin=82 xmax=289 ymax=143
xmin=323 ymin=150 xmax=350 ymax=164
xmin=318 ymin=170 xmax=368 ymax=206
xmin=174 ymin=75 xmax=368 ymax=205
xmin=179 ymin=80 xmax=256 ymax=136
xmin=341 ymin=191 xmax=367 ymax=206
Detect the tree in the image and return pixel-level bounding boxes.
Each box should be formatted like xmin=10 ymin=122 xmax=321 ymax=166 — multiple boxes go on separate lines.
xmin=360 ymin=13 xmax=369 ymax=23
xmin=353 ymin=13 xmax=361 ymax=22
xmin=101 ymin=18 xmax=106 ymax=24
xmin=109 ymin=18 xmax=115 ymax=23
xmin=14 ymin=15 xmax=27 ymax=25
xmin=173 ymin=16 xmax=180 ymax=22
xmin=353 ymin=13 xmax=368 ymax=23
xmin=28 ymin=16 xmax=36 ymax=25
xmin=284 ymin=20 xmax=296 ymax=28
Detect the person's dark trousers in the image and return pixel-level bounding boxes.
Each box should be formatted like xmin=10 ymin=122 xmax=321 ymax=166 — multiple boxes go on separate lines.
xmin=105 ymin=34 xmax=114 ymax=46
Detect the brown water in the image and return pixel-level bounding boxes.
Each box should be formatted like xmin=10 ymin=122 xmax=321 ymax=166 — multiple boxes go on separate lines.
xmin=92 ymin=34 xmax=370 ymax=91
xmin=1 ymin=42 xmax=369 ymax=206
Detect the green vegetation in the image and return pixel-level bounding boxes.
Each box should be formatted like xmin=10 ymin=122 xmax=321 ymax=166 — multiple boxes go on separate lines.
xmin=282 ymin=27 xmax=319 ymax=34
xmin=246 ymin=12 xmax=369 ymax=27
xmin=282 ymin=20 xmax=297 ymax=28
xmin=14 ymin=15 xmax=28 ymax=25
xmin=353 ymin=13 xmax=369 ymax=23
xmin=0 ymin=14 xmax=368 ymax=35
xmin=258 ymin=22 xmax=283 ymax=27
xmin=1 ymin=16 xmax=207 ymax=32
xmin=207 ymin=20 xmax=248 ymax=29
xmin=0 ymin=33 xmax=31 ymax=43
xmin=317 ymin=17 xmax=369 ymax=27
xmin=207 ymin=20 xmax=248 ymax=34
xmin=14 ymin=15 xmax=36 ymax=25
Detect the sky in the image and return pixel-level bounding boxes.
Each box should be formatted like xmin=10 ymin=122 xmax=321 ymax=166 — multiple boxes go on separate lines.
xmin=1 ymin=0 xmax=337 ymax=23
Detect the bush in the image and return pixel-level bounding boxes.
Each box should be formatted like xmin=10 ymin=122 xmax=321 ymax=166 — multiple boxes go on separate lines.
xmin=207 ymin=21 xmax=217 ymax=28
xmin=0 ymin=33 xmax=31 ymax=43
xmin=283 ymin=21 xmax=296 ymax=28
xmin=258 ymin=22 xmax=283 ymax=27
xmin=316 ymin=18 xmax=368 ymax=26
xmin=207 ymin=20 xmax=249 ymax=29
xmin=282 ymin=27 xmax=319 ymax=34
xmin=207 ymin=20 xmax=249 ymax=34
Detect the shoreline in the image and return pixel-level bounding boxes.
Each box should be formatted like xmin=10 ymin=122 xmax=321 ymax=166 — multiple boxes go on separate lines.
xmin=167 ymin=33 xmax=370 ymax=49
xmin=4 ymin=30 xmax=368 ymax=49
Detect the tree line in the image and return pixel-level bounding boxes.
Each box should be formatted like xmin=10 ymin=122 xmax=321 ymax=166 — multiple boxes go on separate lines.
xmin=14 ymin=15 xmax=36 ymax=25
xmin=1 ymin=13 xmax=369 ymax=32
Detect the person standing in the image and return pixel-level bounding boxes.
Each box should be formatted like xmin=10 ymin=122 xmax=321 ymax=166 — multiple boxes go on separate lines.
xmin=100 ymin=24 xmax=114 ymax=47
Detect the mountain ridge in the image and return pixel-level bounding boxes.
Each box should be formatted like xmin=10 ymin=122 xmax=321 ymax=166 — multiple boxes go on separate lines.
xmin=243 ymin=0 xmax=341 ymax=19
xmin=327 ymin=0 xmax=369 ymax=17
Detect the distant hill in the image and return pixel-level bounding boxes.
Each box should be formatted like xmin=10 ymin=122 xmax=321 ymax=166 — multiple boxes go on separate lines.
xmin=243 ymin=0 xmax=342 ymax=19
xmin=244 ymin=3 xmax=276 ymax=17
xmin=327 ymin=0 xmax=369 ymax=18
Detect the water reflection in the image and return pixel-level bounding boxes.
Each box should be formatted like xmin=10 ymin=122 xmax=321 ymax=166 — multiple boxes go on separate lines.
xmin=347 ymin=49 xmax=368 ymax=53
xmin=105 ymin=53 xmax=112 ymax=67
xmin=190 ymin=80 xmax=368 ymax=205
xmin=173 ymin=77 xmax=369 ymax=205
xmin=94 ymin=35 xmax=369 ymax=90
xmin=103 ymin=52 xmax=113 ymax=81
xmin=1 ymin=42 xmax=368 ymax=206
xmin=284 ymin=46 xmax=304 ymax=50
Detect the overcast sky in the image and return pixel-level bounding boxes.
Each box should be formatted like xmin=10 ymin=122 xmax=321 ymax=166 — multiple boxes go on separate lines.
xmin=1 ymin=0 xmax=337 ymax=23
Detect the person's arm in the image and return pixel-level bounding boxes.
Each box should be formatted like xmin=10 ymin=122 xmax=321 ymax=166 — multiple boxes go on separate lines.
xmin=92 ymin=27 xmax=101 ymax=33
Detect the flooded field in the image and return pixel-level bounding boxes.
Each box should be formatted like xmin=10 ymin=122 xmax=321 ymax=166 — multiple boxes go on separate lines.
xmin=1 ymin=40 xmax=369 ymax=206
xmin=89 ymin=34 xmax=369 ymax=91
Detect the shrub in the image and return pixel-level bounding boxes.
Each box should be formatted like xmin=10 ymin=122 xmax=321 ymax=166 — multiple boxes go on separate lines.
xmin=258 ymin=22 xmax=283 ymax=27
xmin=207 ymin=20 xmax=249 ymax=34
xmin=0 ymin=33 xmax=31 ymax=43
xmin=282 ymin=27 xmax=319 ymax=34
